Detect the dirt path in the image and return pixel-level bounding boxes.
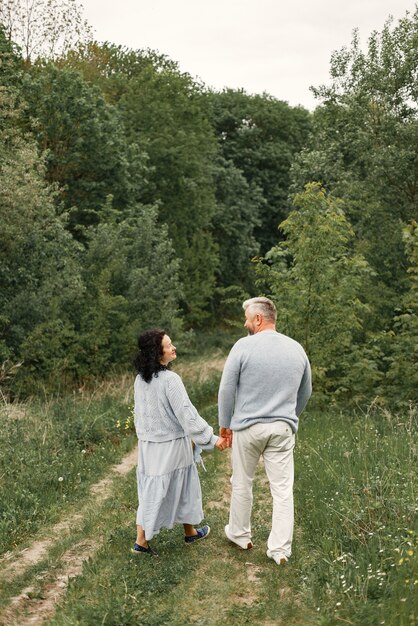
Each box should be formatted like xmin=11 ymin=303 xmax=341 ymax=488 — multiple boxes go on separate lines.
xmin=0 ymin=446 xmax=138 ymax=626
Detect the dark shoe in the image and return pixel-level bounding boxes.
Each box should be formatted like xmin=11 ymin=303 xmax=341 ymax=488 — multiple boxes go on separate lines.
xmin=131 ymin=542 xmax=158 ymax=556
xmin=184 ymin=524 xmax=211 ymax=544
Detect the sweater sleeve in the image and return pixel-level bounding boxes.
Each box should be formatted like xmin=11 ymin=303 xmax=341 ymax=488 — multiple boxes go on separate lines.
xmin=166 ymin=374 xmax=218 ymax=449
xmin=295 ymin=358 xmax=312 ymax=417
xmin=218 ymin=343 xmax=241 ymax=428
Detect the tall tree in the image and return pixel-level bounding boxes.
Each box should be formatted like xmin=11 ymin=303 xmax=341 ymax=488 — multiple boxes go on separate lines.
xmin=211 ymin=156 xmax=261 ymax=290
xmin=0 ymin=36 xmax=84 ymax=388
xmin=63 ymin=43 xmax=220 ymax=324
xmin=21 ymin=64 xmax=147 ymax=234
xmin=256 ymin=183 xmax=374 ymax=400
xmin=76 ymin=203 xmax=182 ymax=377
xmin=382 ymin=220 xmax=418 ymax=405
xmin=0 ymin=0 xmax=92 ymax=61
xmin=207 ymin=89 xmax=312 ymax=253
xmin=291 ymin=7 xmax=418 ymax=327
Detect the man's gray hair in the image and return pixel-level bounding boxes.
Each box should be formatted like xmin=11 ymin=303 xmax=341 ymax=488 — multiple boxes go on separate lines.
xmin=243 ymin=297 xmax=277 ymax=322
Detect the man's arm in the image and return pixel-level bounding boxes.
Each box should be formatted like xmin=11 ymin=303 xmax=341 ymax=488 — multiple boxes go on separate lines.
xmin=218 ymin=343 xmax=242 ymax=429
xmin=296 ymin=359 xmax=312 ymax=417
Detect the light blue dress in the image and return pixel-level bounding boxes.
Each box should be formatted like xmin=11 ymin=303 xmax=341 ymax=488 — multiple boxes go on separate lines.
xmin=134 ymin=370 xmax=218 ymax=541
xmin=136 ymin=437 xmax=203 ymax=539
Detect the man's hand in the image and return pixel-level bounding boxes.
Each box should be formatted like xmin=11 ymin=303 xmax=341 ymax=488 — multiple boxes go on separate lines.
xmin=219 ymin=427 xmax=233 ymax=448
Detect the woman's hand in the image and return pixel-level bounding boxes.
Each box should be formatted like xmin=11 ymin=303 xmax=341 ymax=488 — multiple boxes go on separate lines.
xmin=215 ymin=436 xmax=228 ymax=451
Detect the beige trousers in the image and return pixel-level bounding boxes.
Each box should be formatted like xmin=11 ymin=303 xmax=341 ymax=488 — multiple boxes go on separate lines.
xmin=226 ymin=420 xmax=295 ymax=559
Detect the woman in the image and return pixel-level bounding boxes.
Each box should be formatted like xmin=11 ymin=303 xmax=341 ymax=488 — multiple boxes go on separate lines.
xmin=132 ymin=328 xmax=226 ymax=556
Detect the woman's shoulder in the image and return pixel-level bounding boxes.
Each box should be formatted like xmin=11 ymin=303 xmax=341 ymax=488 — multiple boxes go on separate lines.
xmin=161 ymin=369 xmax=181 ymax=383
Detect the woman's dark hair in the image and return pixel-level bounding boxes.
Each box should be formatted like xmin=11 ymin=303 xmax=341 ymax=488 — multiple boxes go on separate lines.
xmin=133 ymin=328 xmax=167 ymax=383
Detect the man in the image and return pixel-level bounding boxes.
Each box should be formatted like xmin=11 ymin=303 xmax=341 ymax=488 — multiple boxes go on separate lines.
xmin=218 ymin=297 xmax=312 ymax=565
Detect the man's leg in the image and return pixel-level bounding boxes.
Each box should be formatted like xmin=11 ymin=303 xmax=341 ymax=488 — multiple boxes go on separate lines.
xmin=263 ymin=421 xmax=295 ymax=561
xmin=226 ymin=426 xmax=263 ymax=549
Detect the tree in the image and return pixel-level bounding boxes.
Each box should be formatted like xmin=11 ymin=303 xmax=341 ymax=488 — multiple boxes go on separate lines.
xmin=382 ymin=220 xmax=418 ymax=405
xmin=63 ymin=43 xmax=220 ymax=324
xmin=0 ymin=0 xmax=92 ymax=61
xmin=211 ymin=156 xmax=261 ymax=290
xmin=256 ymin=183 xmax=374 ymax=400
xmin=0 ymin=96 xmax=84 ymax=390
xmin=21 ymin=64 xmax=147 ymax=234
xmin=206 ymin=89 xmax=312 ymax=253
xmin=119 ymin=62 xmax=220 ymax=324
xmin=291 ymin=8 xmax=418 ymax=328
xmin=75 ymin=203 xmax=183 ymax=378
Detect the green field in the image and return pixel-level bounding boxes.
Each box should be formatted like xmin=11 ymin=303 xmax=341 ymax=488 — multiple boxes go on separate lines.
xmin=0 ymin=359 xmax=416 ymax=626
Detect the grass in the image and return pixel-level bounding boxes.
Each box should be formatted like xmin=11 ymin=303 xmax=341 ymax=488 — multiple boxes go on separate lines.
xmin=0 ymin=354 xmax=416 ymax=625
xmin=294 ymin=403 xmax=417 ymax=626
xmin=0 ymin=381 xmax=136 ymax=554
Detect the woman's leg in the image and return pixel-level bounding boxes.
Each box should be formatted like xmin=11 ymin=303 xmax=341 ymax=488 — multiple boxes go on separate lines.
xmin=135 ymin=524 xmax=149 ymax=547
xmin=183 ymin=523 xmax=198 ymax=537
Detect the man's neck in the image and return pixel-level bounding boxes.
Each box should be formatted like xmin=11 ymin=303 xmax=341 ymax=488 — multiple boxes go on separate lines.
xmin=255 ymin=323 xmax=276 ymax=334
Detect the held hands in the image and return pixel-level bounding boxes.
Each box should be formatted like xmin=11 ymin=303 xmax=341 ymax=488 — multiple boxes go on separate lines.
xmin=219 ymin=427 xmax=233 ymax=449
xmin=215 ymin=436 xmax=228 ymax=451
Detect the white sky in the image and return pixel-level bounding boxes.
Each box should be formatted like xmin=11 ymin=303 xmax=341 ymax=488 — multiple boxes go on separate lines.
xmin=81 ymin=0 xmax=417 ymax=110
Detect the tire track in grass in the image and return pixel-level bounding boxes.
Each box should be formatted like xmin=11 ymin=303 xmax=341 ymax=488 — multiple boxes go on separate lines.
xmin=0 ymin=539 xmax=96 ymax=626
xmin=0 ymin=446 xmax=138 ymax=626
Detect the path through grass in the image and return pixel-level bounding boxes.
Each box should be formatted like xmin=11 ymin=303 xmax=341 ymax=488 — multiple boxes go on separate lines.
xmin=0 ymin=357 xmax=416 ymax=625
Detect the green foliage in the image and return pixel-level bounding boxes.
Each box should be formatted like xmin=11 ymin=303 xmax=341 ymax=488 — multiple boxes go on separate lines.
xmin=212 ymin=156 xmax=261 ymax=290
xmin=292 ymin=8 xmax=418 ymax=321
xmin=75 ymin=203 xmax=183 ymax=378
xmin=21 ymin=64 xmax=147 ymax=233
xmin=207 ymin=88 xmax=312 ymax=253
xmin=0 ymin=63 xmax=84 ymax=390
xmin=0 ymin=38 xmax=183 ymax=394
xmin=65 ymin=43 xmax=221 ymax=324
xmin=117 ymin=57 xmax=220 ymax=324
xmin=1 ymin=8 xmax=415 ymax=405
xmin=256 ymin=183 xmax=374 ymax=399
xmin=380 ymin=220 xmax=418 ymax=405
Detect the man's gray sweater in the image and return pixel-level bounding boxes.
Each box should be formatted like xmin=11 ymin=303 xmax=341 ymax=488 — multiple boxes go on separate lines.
xmin=218 ymin=330 xmax=312 ymax=433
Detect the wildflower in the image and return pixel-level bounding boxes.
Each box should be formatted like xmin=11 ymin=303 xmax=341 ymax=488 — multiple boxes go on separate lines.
xmin=407 ymin=550 xmax=413 ymax=556
xmin=116 ymin=420 xmax=121 ymax=428
xmin=82 ymin=449 xmax=86 ymax=454
xmin=398 ymin=558 xmax=404 ymax=565
xmin=58 ymin=476 xmax=64 ymax=482
xmin=336 ymin=602 xmax=341 ymax=607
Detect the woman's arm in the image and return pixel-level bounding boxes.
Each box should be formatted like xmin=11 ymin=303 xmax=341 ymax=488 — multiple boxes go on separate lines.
xmin=166 ymin=373 xmax=219 ymax=449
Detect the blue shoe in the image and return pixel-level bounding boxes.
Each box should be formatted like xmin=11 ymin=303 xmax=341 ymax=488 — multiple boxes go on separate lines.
xmin=131 ymin=542 xmax=158 ymax=556
xmin=184 ymin=525 xmax=211 ymax=544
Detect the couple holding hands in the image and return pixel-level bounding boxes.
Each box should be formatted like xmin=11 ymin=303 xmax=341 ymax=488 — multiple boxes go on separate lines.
xmin=132 ymin=297 xmax=312 ymax=565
